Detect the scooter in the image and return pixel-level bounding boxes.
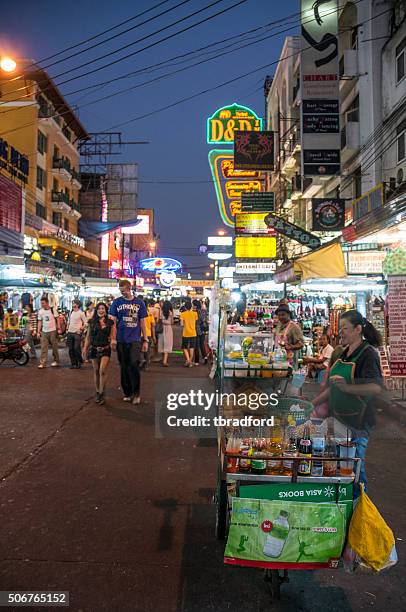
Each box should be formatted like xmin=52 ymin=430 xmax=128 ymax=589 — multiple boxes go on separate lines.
xmin=0 ymin=337 xmax=30 ymax=366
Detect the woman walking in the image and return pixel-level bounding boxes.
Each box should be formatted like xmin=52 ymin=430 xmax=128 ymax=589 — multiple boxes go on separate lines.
xmin=82 ymin=302 xmax=114 ymax=405
xmin=158 ymin=300 xmax=173 ymax=366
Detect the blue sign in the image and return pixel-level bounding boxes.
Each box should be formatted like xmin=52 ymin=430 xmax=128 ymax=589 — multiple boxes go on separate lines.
xmin=139 ymin=257 xmax=182 ymax=272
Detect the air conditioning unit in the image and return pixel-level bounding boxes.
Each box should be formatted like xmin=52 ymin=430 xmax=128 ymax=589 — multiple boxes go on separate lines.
xmin=397 ymin=167 xmax=405 ymax=185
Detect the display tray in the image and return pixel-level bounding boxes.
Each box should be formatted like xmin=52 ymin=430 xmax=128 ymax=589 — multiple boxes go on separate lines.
xmin=226 ymin=473 xmax=354 ymax=484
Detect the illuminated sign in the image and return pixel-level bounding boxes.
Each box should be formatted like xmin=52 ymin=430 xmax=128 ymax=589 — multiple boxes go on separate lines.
xmin=158 ymin=270 xmax=177 ymax=287
xmin=264 ymin=213 xmax=321 ymax=249
xmin=235 ymin=262 xmax=277 ymax=274
xmin=234 ymin=130 xmax=275 ymax=171
xmin=235 ymin=236 xmax=277 ymax=259
xmin=100 ymin=181 xmax=109 ymax=261
xmin=220 ymin=159 xmax=260 ymax=179
xmin=207 ymin=236 xmax=233 ymax=246
xmin=235 ymin=213 xmax=276 ymax=236
xmin=122 ymin=214 xmax=150 ymax=235
xmin=347 ymin=251 xmax=386 ymax=274
xmin=208 ymin=150 xmax=265 ymax=228
xmin=139 ymin=257 xmax=182 ymax=272
xmin=0 ymin=138 xmax=29 ymax=183
xmin=207 ymin=104 xmax=262 ymax=144
xmin=177 ymin=279 xmax=214 ymax=287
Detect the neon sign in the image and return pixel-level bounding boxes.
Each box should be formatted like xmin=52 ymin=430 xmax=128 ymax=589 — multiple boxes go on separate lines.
xmin=207 ymin=104 xmax=262 ymax=144
xmin=220 ymin=159 xmax=260 ymax=179
xmin=158 ymin=270 xmax=177 ymax=287
xmin=139 ymin=257 xmax=182 ymax=272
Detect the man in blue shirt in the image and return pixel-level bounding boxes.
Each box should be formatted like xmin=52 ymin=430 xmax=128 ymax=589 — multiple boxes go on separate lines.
xmin=109 ymin=279 xmax=148 ymax=404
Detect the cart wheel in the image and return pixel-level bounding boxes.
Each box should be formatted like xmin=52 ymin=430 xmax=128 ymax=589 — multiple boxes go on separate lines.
xmin=264 ymin=569 xmax=288 ymax=600
xmin=215 ymin=477 xmax=228 ymax=540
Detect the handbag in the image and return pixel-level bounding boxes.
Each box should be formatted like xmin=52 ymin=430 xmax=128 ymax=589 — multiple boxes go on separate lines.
xmin=155 ymin=318 xmax=163 ymax=334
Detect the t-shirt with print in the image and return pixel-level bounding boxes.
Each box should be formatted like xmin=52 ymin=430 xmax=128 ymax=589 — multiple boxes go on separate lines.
xmin=38 ymin=308 xmax=57 ymax=333
xmin=109 ymin=296 xmax=148 ymax=343
xmin=180 ymin=310 xmax=198 ymax=338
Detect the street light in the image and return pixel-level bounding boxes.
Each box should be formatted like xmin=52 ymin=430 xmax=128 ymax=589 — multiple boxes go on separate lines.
xmin=0 ymin=57 xmax=17 ymax=73
xmin=149 ymin=241 xmax=156 ymax=248
xmin=218 ymin=229 xmax=226 ymax=236
xmin=205 ymin=272 xmax=210 ymax=277
xmin=209 ymin=263 xmax=215 ymax=268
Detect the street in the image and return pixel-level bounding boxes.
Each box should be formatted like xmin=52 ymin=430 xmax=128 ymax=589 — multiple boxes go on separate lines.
xmin=0 ymin=345 xmax=405 ymax=612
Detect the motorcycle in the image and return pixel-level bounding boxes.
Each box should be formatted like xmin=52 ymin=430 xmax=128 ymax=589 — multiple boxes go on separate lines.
xmin=0 ymin=336 xmax=30 ymax=366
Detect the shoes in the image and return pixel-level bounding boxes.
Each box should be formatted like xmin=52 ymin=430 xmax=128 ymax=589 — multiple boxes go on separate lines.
xmin=184 ymin=362 xmax=191 ymax=367
xmin=123 ymin=396 xmax=132 ymax=402
xmin=51 ymin=362 xmax=59 ymax=367
xmin=38 ymin=364 xmax=45 ymax=369
xmin=95 ymin=392 xmax=101 ymax=403
xmin=193 ymin=362 xmax=200 ymax=366
xmin=188 ymin=363 xmax=194 ymax=368
xmin=162 ymin=363 xmax=169 ymax=367
xmin=132 ymin=395 xmax=141 ymax=405
xmin=99 ymin=393 xmax=105 ymax=405
xmin=70 ymin=365 xmax=76 ymax=369
xmin=76 ymin=364 xmax=82 ymax=369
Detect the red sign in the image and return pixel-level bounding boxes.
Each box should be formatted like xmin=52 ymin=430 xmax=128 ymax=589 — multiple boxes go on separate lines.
xmin=0 ymin=173 xmax=22 ymax=233
xmin=388 ymin=276 xmax=406 ymax=376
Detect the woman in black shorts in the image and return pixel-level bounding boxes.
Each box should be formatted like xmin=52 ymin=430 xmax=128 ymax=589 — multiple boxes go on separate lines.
xmin=82 ymin=302 xmax=114 ymax=405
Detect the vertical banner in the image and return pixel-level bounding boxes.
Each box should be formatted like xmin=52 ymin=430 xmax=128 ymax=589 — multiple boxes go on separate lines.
xmin=388 ymin=276 xmax=406 ymax=376
xmin=301 ymin=0 xmax=340 ymax=176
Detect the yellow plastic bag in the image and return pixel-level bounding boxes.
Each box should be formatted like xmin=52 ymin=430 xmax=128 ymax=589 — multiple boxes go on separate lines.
xmin=348 ymin=484 xmax=395 ymax=571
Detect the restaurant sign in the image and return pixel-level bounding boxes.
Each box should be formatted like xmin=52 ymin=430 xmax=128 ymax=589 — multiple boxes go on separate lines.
xmin=234 ymin=130 xmax=274 ymax=171
xmin=235 ymin=212 xmax=276 ymax=236
xmin=388 ymin=276 xmax=406 ymax=376
xmin=0 ymin=138 xmax=29 ymax=183
xmin=264 ymin=213 xmax=321 ymax=248
xmin=235 ymin=236 xmax=277 ymax=259
xmin=207 ymin=104 xmax=262 ymax=144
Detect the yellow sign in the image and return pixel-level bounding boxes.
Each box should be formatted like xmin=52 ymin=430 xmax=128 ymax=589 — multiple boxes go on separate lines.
xmin=235 ymin=236 xmax=277 ymax=259
xmin=177 ymin=279 xmax=214 ymax=287
xmin=221 ymin=159 xmax=260 ymax=179
xmin=207 ymin=104 xmax=262 ymax=144
xmin=225 ymin=181 xmax=262 ymax=199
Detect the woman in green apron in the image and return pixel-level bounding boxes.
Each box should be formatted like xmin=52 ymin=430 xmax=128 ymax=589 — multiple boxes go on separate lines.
xmin=313 ymin=310 xmax=383 ymax=496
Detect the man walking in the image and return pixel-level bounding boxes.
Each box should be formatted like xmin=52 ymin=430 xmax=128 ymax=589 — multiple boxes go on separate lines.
xmin=109 ymin=279 xmax=148 ymax=404
xmin=67 ymin=299 xmax=87 ymax=369
xmin=180 ymin=300 xmax=198 ymax=367
xmin=37 ymin=296 xmax=60 ymax=368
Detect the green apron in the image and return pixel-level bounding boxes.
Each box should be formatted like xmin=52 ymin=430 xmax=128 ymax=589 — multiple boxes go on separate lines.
xmin=328 ymin=343 xmax=370 ymax=430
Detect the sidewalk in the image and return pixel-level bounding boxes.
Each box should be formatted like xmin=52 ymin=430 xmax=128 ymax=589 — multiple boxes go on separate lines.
xmin=0 ymin=350 xmax=405 ymax=611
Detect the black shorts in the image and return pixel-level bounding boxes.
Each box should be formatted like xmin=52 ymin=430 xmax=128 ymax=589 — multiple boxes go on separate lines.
xmin=90 ymin=346 xmax=111 ymax=359
xmin=182 ymin=336 xmax=197 ymax=349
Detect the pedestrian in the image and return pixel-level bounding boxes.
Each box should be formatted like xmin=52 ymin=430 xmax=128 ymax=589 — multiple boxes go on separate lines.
xmin=37 ymin=296 xmax=60 ymax=368
xmin=109 ymin=279 xmax=148 ymax=404
xmin=82 ymin=302 xmax=114 ymax=404
xmin=158 ymin=300 xmax=173 ymax=367
xmin=304 ymin=333 xmax=334 ymax=380
xmin=66 ymin=299 xmax=87 ymax=369
xmin=140 ymin=299 xmax=155 ymax=369
xmin=312 ymin=309 xmax=383 ymax=497
xmin=180 ymin=299 xmax=198 ymax=367
xmin=274 ymin=303 xmax=304 ymax=369
xmin=193 ymin=299 xmax=208 ymax=365
xmin=3 ymin=308 xmax=20 ymax=337
xmin=24 ymin=304 xmax=38 ymax=359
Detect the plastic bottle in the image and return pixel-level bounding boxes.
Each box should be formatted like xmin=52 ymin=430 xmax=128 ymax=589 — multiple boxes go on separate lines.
xmin=263 ymin=510 xmax=290 ymax=557
xmin=298 ymin=426 xmax=312 ymax=476
xmin=282 ymin=438 xmax=298 ymax=476
xmin=311 ymin=435 xmax=325 ymax=477
xmin=266 ymin=440 xmax=282 ymax=475
xmin=323 ymin=430 xmax=337 ymax=477
xmin=250 ymin=438 xmax=267 ymax=475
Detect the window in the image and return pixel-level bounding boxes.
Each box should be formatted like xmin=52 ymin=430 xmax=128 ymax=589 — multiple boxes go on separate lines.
xmin=64 ymin=218 xmax=70 ymax=232
xmin=397 ymin=118 xmax=406 ymax=162
xmin=36 ymin=202 xmax=46 ymax=220
xmin=37 ymin=130 xmax=47 ymax=154
xmin=53 ymin=145 xmax=60 ymax=160
xmin=36 ymin=166 xmax=46 ymax=190
xmin=62 ymin=125 xmax=71 ymax=141
xmin=351 ymin=27 xmax=358 ymax=50
xmin=396 ymin=37 xmax=406 ymax=83
xmin=52 ymin=212 xmax=62 ymax=227
xmin=53 ymin=178 xmax=59 ymax=192
xmin=353 ymin=167 xmax=362 ymax=199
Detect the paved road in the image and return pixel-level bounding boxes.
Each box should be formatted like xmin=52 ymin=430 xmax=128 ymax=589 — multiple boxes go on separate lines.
xmin=0 ymin=345 xmax=404 ymax=611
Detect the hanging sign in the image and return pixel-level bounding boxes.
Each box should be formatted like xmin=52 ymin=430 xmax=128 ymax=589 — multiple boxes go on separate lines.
xmin=235 ymin=212 xmax=276 ymax=235
xmin=139 ymin=257 xmax=182 ymax=272
xmin=207 ymin=104 xmax=262 ymax=144
xmin=388 ymin=275 xmax=406 ymax=376
xmin=234 ymin=131 xmax=274 ymax=170
xmin=241 ymin=192 xmax=275 ymax=212
xmin=264 ymin=213 xmax=321 ymax=248
xmin=312 ymin=198 xmax=345 ymax=231
xmin=235 ymin=236 xmax=276 ymax=259
xmin=300 ymin=0 xmax=340 ymax=177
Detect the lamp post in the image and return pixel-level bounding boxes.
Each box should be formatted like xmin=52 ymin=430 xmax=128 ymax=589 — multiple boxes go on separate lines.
xmin=0 ymin=57 xmax=17 ymax=73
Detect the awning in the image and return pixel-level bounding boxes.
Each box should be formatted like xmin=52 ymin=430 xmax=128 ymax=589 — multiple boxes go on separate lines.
xmin=294 ymin=242 xmax=347 ymax=281
xmin=38 ymin=237 xmax=99 ymax=263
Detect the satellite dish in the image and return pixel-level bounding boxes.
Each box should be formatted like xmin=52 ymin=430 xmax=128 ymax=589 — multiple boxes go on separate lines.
xmin=397 ymin=167 xmax=404 ymax=185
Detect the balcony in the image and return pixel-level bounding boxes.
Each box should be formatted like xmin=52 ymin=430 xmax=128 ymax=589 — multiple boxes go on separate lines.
xmin=52 ymin=158 xmax=82 ymax=189
xmin=291 ymin=173 xmax=303 ymax=200
xmin=51 ymin=190 xmax=71 ymax=214
xmin=341 ymin=121 xmax=360 ymax=164
xmin=280 ymin=126 xmax=301 ymax=175
xmin=68 ymin=199 xmax=82 ymax=220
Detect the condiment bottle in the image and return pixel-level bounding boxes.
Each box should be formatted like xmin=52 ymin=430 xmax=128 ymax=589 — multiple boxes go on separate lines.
xmin=282 ymin=438 xmax=298 ymax=476
xmin=298 ymin=426 xmax=312 ymax=476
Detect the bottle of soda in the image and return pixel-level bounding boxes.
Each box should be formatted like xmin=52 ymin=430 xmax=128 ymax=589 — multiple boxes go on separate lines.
xmin=323 ymin=431 xmax=337 ymax=477
xmin=311 ymin=435 xmax=325 ymax=476
xmin=298 ymin=426 xmax=312 ymax=476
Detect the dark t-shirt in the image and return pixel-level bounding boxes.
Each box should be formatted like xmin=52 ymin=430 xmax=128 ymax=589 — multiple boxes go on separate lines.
xmin=340 ymin=341 xmax=383 ymax=430
xmin=109 ymin=296 xmax=148 ymax=343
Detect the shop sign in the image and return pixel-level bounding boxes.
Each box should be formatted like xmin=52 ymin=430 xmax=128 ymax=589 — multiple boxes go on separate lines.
xmin=218 ymin=266 xmax=235 ymax=278
xmin=158 ymin=270 xmax=176 ymax=287
xmin=177 ymin=279 xmax=214 ymax=287
xmin=224 ymin=498 xmax=347 ymax=567
xmin=220 ymin=159 xmax=260 ymax=179
xmin=0 ymin=138 xmax=29 ymax=183
xmin=24 ymin=235 xmax=39 ymax=254
xmin=300 ymin=0 xmax=340 ymax=177
xmin=207 ymin=104 xmax=262 ymax=144
xmin=241 ymin=192 xmax=275 ymax=213
xmin=312 ymin=198 xmax=345 ymax=231
xmin=0 ymin=173 xmax=22 ymax=234
xmin=347 ymin=251 xmax=386 ymax=274
xmin=388 ymin=275 xmax=406 ymax=376
xmin=55 ymin=228 xmax=85 ymax=249
xmin=235 ymin=236 xmax=276 ymax=259
xmin=139 ymin=257 xmax=182 ymax=272
xmin=264 ymin=213 xmax=321 ymax=248
xmin=235 ymin=262 xmax=277 ymax=274
xmin=234 ymin=130 xmax=274 ymax=171
xmin=208 ymin=150 xmax=266 ymax=227
xmin=235 ymin=212 xmax=276 ymax=236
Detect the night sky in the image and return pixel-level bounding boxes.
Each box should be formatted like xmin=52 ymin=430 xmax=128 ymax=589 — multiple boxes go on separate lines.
xmin=1 ymin=0 xmax=299 ymax=274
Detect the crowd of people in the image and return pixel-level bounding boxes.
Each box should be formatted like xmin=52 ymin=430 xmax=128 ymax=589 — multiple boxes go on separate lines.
xmin=0 ymin=284 xmax=211 ymax=405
